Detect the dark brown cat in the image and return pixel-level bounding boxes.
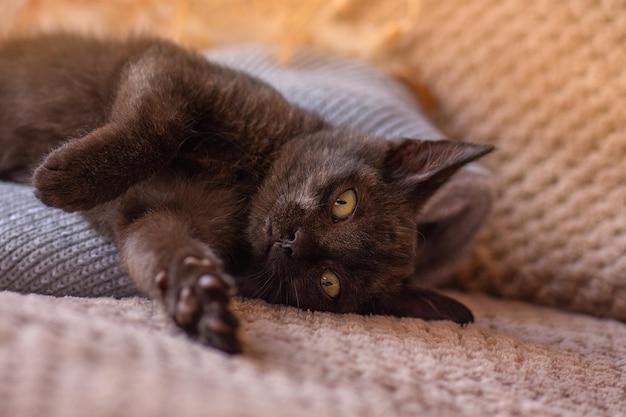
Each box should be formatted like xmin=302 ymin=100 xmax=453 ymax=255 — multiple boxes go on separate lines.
xmin=0 ymin=34 xmax=493 ymax=353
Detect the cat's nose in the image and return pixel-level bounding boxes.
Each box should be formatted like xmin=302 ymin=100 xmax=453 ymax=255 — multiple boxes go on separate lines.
xmin=282 ymin=244 xmax=294 ymax=257
xmin=275 ymin=228 xmax=300 ymax=258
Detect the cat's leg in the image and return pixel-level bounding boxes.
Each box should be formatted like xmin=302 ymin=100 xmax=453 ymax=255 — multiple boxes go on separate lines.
xmin=119 ymin=208 xmax=242 ymax=354
xmin=32 ymin=119 xmax=185 ymax=211
xmin=32 ymin=43 xmax=325 ymax=212
xmin=32 ymin=116 xmax=186 ymax=212
xmin=32 ymin=45 xmax=325 ymax=213
xmin=33 ymin=50 xmax=193 ymax=212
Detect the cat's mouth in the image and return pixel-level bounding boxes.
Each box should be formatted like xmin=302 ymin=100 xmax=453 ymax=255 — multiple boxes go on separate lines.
xmin=269 ymin=239 xmax=294 ymax=259
xmin=259 ymin=224 xmax=316 ymax=289
xmin=265 ymin=238 xmax=302 ymax=279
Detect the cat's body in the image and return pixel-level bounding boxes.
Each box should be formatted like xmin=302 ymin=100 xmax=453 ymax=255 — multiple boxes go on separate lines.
xmin=0 ymin=34 xmax=492 ymax=353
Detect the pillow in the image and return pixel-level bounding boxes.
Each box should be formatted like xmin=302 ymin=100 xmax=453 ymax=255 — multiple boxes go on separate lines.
xmin=0 ymin=45 xmax=493 ymax=297
xmin=402 ymin=1 xmax=626 ymax=320
xmin=0 ymin=182 xmax=138 ymax=297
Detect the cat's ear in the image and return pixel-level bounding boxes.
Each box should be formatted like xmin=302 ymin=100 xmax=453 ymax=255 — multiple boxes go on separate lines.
xmin=385 ymin=139 xmax=493 ymax=197
xmin=372 ymin=288 xmax=474 ymax=324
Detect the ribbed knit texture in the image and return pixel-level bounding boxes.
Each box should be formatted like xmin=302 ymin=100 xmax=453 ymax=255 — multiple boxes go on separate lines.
xmin=0 ymin=183 xmax=137 ymax=297
xmin=0 ymin=46 xmax=492 ymax=297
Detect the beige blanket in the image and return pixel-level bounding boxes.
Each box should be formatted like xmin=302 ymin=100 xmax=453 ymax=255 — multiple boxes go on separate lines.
xmin=1 ymin=290 xmax=624 ymax=417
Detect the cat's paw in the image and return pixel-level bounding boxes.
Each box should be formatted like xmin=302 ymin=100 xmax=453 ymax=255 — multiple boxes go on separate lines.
xmin=157 ymin=255 xmax=241 ymax=354
xmin=33 ymin=144 xmax=125 ymax=212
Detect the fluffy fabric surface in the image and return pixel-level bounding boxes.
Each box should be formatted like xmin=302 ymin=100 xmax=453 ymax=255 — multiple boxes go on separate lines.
xmin=0 ymin=45 xmax=492 ymax=296
xmin=1 ymin=290 xmax=624 ymax=417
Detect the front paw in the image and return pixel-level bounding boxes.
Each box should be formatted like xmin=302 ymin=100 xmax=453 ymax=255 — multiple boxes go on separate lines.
xmin=157 ymin=255 xmax=241 ymax=354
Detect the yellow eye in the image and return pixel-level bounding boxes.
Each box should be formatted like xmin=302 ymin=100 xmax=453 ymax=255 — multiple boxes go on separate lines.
xmin=332 ymin=189 xmax=357 ymax=221
xmin=320 ymin=271 xmax=341 ymax=299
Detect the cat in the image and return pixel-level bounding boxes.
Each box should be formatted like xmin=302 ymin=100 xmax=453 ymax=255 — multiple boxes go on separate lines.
xmin=0 ymin=33 xmax=493 ymax=353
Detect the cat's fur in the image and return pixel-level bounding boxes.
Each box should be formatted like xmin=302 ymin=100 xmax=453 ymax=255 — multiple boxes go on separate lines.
xmin=0 ymin=34 xmax=493 ymax=353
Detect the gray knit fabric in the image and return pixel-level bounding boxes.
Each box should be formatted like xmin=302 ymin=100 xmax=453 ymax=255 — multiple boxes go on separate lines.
xmin=0 ymin=182 xmax=138 ymax=297
xmin=0 ymin=45 xmax=492 ymax=297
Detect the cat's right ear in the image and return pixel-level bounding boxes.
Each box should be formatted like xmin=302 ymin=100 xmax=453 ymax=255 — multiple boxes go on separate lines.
xmin=384 ymin=139 xmax=493 ymax=199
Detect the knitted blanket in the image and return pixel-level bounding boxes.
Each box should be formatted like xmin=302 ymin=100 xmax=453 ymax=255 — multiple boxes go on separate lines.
xmin=0 ymin=45 xmax=492 ymax=296
xmin=393 ymin=1 xmax=626 ymax=320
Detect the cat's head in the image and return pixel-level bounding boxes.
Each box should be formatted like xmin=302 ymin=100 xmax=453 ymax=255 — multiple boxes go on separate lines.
xmin=245 ymin=128 xmax=492 ymax=324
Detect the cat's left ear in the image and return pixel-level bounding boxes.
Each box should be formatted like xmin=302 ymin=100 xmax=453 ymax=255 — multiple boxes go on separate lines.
xmin=371 ymin=288 xmax=474 ymax=324
xmin=385 ymin=139 xmax=494 ymax=198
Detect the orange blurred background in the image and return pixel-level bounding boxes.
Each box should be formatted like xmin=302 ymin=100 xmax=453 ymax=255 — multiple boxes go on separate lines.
xmin=0 ymin=0 xmax=422 ymax=65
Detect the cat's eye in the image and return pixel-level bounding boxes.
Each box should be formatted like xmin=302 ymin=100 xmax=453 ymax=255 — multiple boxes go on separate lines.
xmin=320 ymin=271 xmax=341 ymax=299
xmin=332 ymin=189 xmax=357 ymax=221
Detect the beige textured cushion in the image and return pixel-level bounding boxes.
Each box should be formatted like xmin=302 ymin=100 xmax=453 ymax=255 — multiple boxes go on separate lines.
xmin=392 ymin=1 xmax=626 ymax=319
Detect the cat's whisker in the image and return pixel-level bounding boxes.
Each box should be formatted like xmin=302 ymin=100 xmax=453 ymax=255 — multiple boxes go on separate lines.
xmin=244 ymin=269 xmax=273 ymax=300
xmin=292 ymin=274 xmax=300 ymax=309
xmin=293 ymin=283 xmax=297 ymax=309
xmin=242 ymin=272 xmax=263 ymax=286
xmin=256 ymin=273 xmax=275 ymax=299
xmin=369 ymin=296 xmax=377 ymax=315
xmin=276 ymin=275 xmax=283 ymax=304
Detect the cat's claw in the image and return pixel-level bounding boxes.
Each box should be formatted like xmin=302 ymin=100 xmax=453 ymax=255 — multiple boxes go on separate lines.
xmin=159 ymin=255 xmax=241 ymax=354
xmin=175 ymin=286 xmax=200 ymax=324
xmin=198 ymin=274 xmax=223 ymax=291
xmin=155 ymin=271 xmax=168 ymax=291
xmin=198 ymin=311 xmax=240 ymax=352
